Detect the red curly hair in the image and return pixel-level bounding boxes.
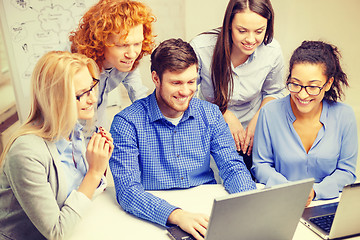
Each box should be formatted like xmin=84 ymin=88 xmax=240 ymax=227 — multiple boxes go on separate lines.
xmin=69 ymin=0 xmax=156 ymax=71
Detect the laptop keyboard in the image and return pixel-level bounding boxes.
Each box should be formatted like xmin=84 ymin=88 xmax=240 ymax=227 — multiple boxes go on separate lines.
xmin=309 ymin=214 xmax=335 ymax=233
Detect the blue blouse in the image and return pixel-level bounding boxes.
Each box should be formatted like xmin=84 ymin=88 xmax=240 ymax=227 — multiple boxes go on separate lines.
xmin=55 ymin=122 xmax=87 ymax=196
xmin=252 ymin=95 xmax=358 ymax=200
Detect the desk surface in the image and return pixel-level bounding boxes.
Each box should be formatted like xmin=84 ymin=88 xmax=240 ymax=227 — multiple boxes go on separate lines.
xmin=69 ymin=185 xmax=360 ymax=240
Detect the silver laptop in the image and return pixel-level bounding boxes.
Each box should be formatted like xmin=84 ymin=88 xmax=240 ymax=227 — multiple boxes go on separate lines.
xmin=167 ymin=178 xmax=314 ymax=240
xmin=301 ymin=182 xmax=360 ymax=239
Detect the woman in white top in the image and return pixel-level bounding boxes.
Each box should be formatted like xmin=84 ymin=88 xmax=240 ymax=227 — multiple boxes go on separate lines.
xmin=0 ymin=51 xmax=113 ymax=240
xmin=190 ymin=0 xmax=285 ymax=173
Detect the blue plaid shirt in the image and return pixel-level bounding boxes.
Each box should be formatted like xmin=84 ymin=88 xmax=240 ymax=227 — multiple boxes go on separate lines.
xmin=109 ymin=91 xmax=256 ymax=227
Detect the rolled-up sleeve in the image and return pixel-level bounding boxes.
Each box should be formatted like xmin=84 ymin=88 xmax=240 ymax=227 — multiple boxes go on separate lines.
xmin=261 ymin=44 xmax=286 ymax=100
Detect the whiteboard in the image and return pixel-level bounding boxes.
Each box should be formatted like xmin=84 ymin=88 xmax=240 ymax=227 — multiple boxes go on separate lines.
xmin=0 ymin=0 xmax=97 ymax=122
xmin=0 ymin=0 xmax=187 ymax=123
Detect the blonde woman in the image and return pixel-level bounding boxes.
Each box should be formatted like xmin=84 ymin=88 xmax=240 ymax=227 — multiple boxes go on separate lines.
xmin=0 ymin=51 xmax=113 ymax=240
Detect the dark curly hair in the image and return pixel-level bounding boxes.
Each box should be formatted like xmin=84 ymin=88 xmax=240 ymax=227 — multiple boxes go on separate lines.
xmin=288 ymin=40 xmax=348 ymax=102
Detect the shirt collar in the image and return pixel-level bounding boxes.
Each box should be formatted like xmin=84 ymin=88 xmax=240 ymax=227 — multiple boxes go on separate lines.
xmin=148 ymin=91 xmax=195 ymax=123
xmin=184 ymin=99 xmax=196 ymax=121
xmin=248 ymin=47 xmax=257 ymax=62
xmin=70 ymin=121 xmax=84 ymax=140
xmin=319 ymin=100 xmax=329 ymax=128
xmin=231 ymin=44 xmax=259 ymax=73
xmin=100 ymin=67 xmax=114 ymax=78
xmin=55 ymin=138 xmax=71 ymax=155
xmin=285 ymin=95 xmax=296 ymax=122
xmin=55 ymin=121 xmax=83 ymax=154
xmin=285 ymin=94 xmax=329 ymax=127
xmin=148 ymin=91 xmax=165 ymax=123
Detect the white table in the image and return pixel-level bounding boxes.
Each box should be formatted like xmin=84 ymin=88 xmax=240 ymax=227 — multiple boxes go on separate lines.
xmin=69 ymin=185 xmax=360 ymax=240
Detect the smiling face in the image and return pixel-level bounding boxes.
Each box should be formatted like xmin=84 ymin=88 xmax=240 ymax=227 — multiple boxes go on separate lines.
xmin=73 ymin=67 xmax=97 ymax=120
xmin=153 ymin=64 xmax=197 ymax=118
xmin=289 ymin=63 xmax=333 ymax=117
xmin=230 ymin=9 xmax=267 ymax=60
xmin=103 ymin=24 xmax=144 ymax=72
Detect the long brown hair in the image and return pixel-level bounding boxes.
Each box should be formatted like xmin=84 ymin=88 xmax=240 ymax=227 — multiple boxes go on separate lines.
xmin=211 ymin=0 xmax=274 ymax=113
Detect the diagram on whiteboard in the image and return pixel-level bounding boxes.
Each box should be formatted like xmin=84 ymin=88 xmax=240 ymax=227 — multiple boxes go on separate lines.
xmin=1 ymin=0 xmax=97 ymax=101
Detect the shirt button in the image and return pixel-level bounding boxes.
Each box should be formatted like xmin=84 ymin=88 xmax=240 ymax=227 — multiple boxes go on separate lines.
xmin=177 ymin=154 xmax=180 ymax=158
xmin=181 ymin=177 xmax=184 ymax=180
xmin=174 ymin=130 xmax=177 ymax=133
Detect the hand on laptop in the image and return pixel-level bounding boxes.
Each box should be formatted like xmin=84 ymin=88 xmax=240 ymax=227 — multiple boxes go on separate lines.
xmin=306 ymin=188 xmax=316 ymax=207
xmin=167 ymin=209 xmax=209 ymax=240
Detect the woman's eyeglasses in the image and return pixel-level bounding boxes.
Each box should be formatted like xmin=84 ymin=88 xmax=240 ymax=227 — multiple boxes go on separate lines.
xmin=286 ymin=80 xmax=328 ymax=96
xmin=76 ymin=78 xmax=99 ymax=101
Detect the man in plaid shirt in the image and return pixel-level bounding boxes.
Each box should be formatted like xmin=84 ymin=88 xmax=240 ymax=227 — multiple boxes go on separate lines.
xmin=109 ymin=38 xmax=256 ymax=240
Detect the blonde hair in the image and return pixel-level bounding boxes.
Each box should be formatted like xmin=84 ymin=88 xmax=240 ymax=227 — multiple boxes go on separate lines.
xmin=0 ymin=51 xmax=99 ymax=166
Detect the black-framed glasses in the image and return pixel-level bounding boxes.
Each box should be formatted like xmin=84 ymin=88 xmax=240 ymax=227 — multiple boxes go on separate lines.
xmin=286 ymin=80 xmax=329 ymax=96
xmin=76 ymin=78 xmax=99 ymax=101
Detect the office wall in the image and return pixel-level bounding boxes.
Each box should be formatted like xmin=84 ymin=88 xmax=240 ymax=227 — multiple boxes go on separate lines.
xmin=151 ymin=0 xmax=360 ymax=177
xmin=1 ymin=0 xmax=359 ymax=177
xmin=271 ymin=0 xmax=360 ymax=102
xmin=0 ymin=0 xmax=99 ymax=122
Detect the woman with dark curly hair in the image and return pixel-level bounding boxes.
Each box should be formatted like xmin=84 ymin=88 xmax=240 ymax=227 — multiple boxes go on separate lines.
xmin=252 ymin=41 xmax=358 ymax=206
xmin=69 ymin=0 xmax=156 ymax=129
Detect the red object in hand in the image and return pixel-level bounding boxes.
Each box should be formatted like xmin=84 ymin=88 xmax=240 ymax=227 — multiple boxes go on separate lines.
xmin=99 ymin=127 xmax=106 ymax=136
xmin=98 ymin=127 xmax=110 ymax=143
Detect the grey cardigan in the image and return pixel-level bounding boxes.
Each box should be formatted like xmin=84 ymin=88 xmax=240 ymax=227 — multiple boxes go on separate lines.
xmin=0 ymin=134 xmax=94 ymax=240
